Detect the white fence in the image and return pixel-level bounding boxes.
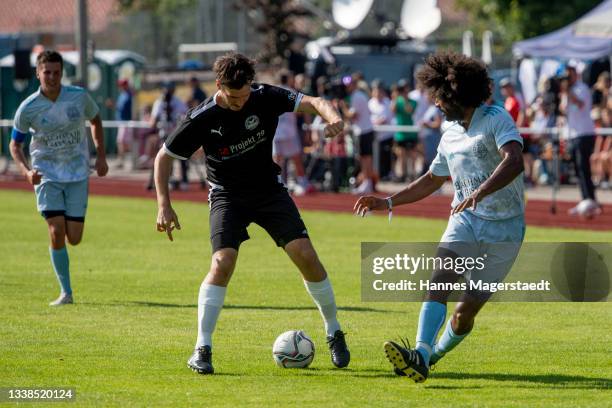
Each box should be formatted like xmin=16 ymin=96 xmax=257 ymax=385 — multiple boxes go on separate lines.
xmin=2 ymin=119 xmax=612 ymax=135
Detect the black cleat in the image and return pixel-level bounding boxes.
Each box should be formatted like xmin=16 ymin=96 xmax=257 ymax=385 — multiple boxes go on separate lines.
xmin=187 ymin=346 xmax=214 ymax=374
xmin=327 ymin=330 xmax=350 ymax=368
xmin=384 ymin=340 xmax=429 ymax=383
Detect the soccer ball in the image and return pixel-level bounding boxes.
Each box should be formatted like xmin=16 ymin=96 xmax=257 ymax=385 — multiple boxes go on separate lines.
xmin=272 ymin=330 xmax=315 ymax=368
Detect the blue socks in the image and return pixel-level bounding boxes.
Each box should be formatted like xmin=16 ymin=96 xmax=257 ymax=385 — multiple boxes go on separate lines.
xmin=49 ymin=247 xmax=72 ymax=295
xmin=431 ymin=318 xmax=471 ymax=365
xmin=415 ymin=301 xmax=447 ymax=365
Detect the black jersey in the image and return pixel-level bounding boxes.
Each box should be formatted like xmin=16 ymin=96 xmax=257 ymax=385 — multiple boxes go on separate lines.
xmin=164 ymin=83 xmax=303 ymax=192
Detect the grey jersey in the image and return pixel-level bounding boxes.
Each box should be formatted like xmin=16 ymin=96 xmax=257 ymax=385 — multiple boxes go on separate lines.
xmin=430 ymin=104 xmax=524 ymax=220
xmin=13 ymin=85 xmax=99 ymax=183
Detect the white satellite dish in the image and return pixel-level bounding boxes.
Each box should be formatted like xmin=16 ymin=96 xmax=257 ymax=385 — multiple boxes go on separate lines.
xmin=400 ymin=0 xmax=441 ymax=39
xmin=332 ymin=0 xmax=374 ymax=30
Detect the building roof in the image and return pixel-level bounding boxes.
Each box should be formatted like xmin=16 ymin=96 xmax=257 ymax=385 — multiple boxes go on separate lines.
xmin=0 ymin=0 xmax=118 ymax=35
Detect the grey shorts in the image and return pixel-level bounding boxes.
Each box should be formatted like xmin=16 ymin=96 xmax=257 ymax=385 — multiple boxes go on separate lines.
xmin=34 ymin=179 xmax=89 ymax=220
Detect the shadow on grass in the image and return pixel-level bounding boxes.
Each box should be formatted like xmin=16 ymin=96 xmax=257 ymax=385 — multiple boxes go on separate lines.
xmin=435 ymin=372 xmax=611 ymax=390
xmin=84 ymin=301 xmax=399 ymax=313
xmin=276 ymin=366 xmax=397 ymax=379
xmin=259 ymin=368 xmax=611 ymax=388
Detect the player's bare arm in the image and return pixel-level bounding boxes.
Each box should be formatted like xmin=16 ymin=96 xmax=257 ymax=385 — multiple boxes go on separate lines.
xmin=9 ymin=139 xmax=42 ymax=185
xmin=154 ymin=149 xmax=181 ymax=241
xmin=297 ymin=95 xmax=344 ymax=138
xmin=89 ymin=114 xmax=108 ymax=177
xmin=452 ymin=141 xmax=524 ymax=214
xmin=353 ymin=171 xmax=446 ymax=217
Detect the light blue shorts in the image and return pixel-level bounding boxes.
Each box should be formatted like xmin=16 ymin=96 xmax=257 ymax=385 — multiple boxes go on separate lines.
xmin=439 ymin=211 xmax=526 ymax=286
xmin=34 ymin=179 xmax=89 ymax=220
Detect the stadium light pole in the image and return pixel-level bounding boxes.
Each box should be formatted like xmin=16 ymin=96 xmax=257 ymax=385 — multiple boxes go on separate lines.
xmin=75 ymin=0 xmax=88 ymax=90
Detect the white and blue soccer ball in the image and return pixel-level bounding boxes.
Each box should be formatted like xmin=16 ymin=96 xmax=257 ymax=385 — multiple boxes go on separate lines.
xmin=272 ymin=330 xmax=315 ymax=368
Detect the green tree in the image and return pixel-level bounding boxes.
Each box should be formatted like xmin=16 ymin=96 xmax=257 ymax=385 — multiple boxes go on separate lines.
xmin=235 ymin=0 xmax=315 ymax=65
xmin=456 ymin=0 xmax=602 ymax=42
xmin=117 ymin=0 xmax=197 ymax=65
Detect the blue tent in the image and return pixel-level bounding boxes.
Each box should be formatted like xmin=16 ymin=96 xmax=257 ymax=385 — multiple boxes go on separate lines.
xmin=513 ymin=0 xmax=612 ymax=60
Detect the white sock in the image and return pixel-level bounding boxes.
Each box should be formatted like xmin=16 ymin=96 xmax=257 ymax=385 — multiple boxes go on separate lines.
xmin=304 ymin=277 xmax=341 ymax=336
xmin=195 ymin=282 xmax=226 ymax=349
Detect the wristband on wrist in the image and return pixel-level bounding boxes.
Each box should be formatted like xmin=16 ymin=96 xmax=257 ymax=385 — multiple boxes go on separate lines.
xmin=386 ymin=197 xmax=393 ymax=223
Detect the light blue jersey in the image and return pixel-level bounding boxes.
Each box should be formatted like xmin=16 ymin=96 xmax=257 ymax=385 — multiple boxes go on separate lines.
xmin=13 ymin=85 xmax=99 ymax=183
xmin=430 ymin=104 xmax=524 ymax=220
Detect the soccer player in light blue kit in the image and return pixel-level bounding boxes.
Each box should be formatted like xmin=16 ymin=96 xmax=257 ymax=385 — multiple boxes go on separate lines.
xmin=9 ymin=50 xmax=108 ymax=306
xmin=354 ymin=52 xmax=525 ymax=383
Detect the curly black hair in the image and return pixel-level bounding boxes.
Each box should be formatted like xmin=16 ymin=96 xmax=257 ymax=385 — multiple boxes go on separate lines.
xmin=213 ymin=52 xmax=256 ymax=89
xmin=416 ymin=51 xmax=491 ymax=108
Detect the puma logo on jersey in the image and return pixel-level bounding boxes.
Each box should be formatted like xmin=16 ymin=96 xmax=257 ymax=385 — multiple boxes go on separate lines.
xmin=211 ymin=126 xmax=223 ymax=136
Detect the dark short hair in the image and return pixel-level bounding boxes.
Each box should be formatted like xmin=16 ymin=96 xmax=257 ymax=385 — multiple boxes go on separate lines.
xmin=416 ymin=51 xmax=491 ymax=108
xmin=36 ymin=50 xmax=63 ymax=69
xmin=213 ymin=53 xmax=256 ymax=89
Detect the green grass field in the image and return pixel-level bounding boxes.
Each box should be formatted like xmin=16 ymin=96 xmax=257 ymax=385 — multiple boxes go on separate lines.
xmin=1 ymin=190 xmax=610 ymax=407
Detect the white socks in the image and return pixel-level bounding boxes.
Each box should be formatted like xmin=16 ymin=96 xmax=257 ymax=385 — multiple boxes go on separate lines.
xmin=195 ymin=282 xmax=227 ymax=349
xmin=304 ymin=277 xmax=341 ymax=336
xmin=195 ymin=279 xmax=340 ymax=349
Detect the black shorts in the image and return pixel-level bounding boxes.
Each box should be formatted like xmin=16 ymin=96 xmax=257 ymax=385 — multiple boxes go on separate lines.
xmin=41 ymin=210 xmax=85 ymax=222
xmin=209 ymin=186 xmax=309 ymax=252
xmin=395 ymin=139 xmax=418 ymax=150
xmin=358 ymin=131 xmax=375 ymax=156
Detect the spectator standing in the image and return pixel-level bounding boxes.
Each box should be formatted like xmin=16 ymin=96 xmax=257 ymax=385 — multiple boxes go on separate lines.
xmin=273 ymin=71 xmax=310 ymax=195
xmin=368 ymin=80 xmax=394 ymax=181
xmin=590 ymin=71 xmax=611 ymax=189
xmin=114 ymin=79 xmax=133 ymax=169
xmin=418 ymin=91 xmax=443 ymax=173
xmin=342 ymin=74 xmax=375 ymax=194
xmin=148 ymin=82 xmax=188 ymax=190
xmin=559 ymin=64 xmax=598 ymax=211
xmin=501 ymin=78 xmax=534 ymax=185
xmin=391 ymin=79 xmax=418 ymax=182
xmin=187 ymin=77 xmax=208 ymax=109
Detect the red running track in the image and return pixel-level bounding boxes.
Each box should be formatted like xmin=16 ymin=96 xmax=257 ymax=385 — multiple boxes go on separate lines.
xmin=1 ymin=177 xmax=611 ymax=231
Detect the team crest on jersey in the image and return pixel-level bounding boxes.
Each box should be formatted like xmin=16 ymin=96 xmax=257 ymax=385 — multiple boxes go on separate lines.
xmin=67 ymin=105 xmax=80 ymax=121
xmin=472 ymin=141 xmax=487 ymax=158
xmin=288 ymin=92 xmax=296 ymax=101
xmin=245 ymin=115 xmax=259 ymax=130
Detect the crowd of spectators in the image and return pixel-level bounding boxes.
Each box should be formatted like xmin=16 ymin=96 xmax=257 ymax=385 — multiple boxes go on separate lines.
xmin=112 ymin=64 xmax=612 ymax=203
xmin=499 ymin=63 xmax=611 ymax=211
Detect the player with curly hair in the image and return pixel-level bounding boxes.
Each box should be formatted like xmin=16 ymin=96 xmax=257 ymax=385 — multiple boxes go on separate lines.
xmin=354 ymin=51 xmax=525 ymax=383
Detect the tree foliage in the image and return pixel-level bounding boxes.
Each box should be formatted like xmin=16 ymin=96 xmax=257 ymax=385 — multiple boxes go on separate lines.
xmin=456 ymin=0 xmax=603 ymax=42
xmin=117 ymin=0 xmax=196 ymax=13
xmin=116 ymin=0 xmax=198 ymax=65
xmin=234 ymin=0 xmax=315 ymax=64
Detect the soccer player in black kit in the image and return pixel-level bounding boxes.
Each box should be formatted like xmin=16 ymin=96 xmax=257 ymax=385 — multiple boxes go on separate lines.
xmin=154 ymin=53 xmax=349 ymax=374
